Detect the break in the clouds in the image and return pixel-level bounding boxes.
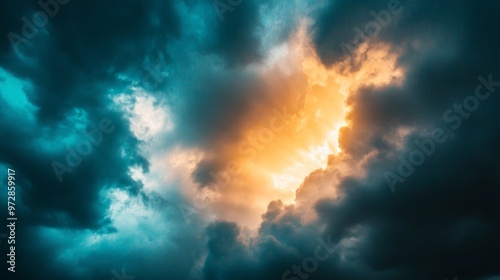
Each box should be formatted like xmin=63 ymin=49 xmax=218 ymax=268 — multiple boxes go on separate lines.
xmin=0 ymin=0 xmax=499 ymax=279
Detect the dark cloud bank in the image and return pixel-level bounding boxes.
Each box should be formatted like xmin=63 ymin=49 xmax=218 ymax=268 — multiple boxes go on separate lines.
xmin=1 ymin=0 xmax=500 ymax=279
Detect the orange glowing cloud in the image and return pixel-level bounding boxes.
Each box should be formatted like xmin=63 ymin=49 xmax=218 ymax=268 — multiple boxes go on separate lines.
xmin=153 ymin=19 xmax=406 ymax=228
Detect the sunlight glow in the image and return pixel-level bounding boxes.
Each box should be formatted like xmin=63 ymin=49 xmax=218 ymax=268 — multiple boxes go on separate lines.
xmin=262 ymin=19 xmax=404 ymax=193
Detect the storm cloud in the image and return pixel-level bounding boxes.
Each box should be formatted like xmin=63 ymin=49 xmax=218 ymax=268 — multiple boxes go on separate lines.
xmin=1 ymin=0 xmax=499 ymax=279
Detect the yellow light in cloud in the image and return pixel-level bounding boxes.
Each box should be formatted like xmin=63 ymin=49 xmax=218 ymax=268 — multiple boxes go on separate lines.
xmin=150 ymin=19 xmax=408 ymax=228
xmin=255 ymin=19 xmax=404 ymax=194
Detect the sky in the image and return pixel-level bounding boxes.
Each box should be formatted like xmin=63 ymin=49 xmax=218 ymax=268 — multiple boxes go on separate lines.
xmin=0 ymin=0 xmax=499 ymax=279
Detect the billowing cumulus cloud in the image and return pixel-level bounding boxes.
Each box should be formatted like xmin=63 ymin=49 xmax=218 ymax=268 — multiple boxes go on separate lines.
xmin=1 ymin=0 xmax=499 ymax=279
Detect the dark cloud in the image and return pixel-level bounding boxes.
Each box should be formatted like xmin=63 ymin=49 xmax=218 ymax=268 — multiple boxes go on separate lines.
xmin=206 ymin=0 xmax=263 ymax=67
xmin=0 ymin=0 xmax=180 ymax=278
xmin=2 ymin=0 xmax=180 ymax=122
xmin=1 ymin=0 xmax=500 ymax=279
xmin=200 ymin=0 xmax=500 ymax=279
xmin=0 ymin=0 xmax=179 ymax=245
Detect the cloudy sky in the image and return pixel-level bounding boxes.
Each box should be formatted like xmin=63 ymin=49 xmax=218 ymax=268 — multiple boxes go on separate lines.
xmin=1 ymin=0 xmax=500 ymax=279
